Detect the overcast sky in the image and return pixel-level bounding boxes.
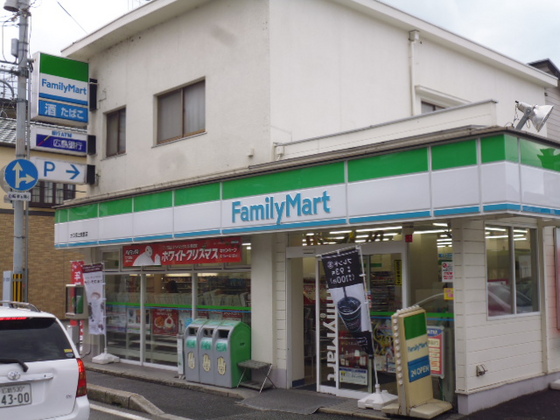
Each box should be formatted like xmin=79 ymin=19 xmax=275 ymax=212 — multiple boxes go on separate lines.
xmin=0 ymin=0 xmax=558 ymax=68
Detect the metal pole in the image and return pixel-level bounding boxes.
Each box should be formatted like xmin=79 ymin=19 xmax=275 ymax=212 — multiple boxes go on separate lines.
xmin=12 ymin=0 xmax=30 ymax=301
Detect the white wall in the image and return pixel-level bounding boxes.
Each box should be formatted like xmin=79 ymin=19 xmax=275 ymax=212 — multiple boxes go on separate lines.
xmin=87 ymin=0 xmax=272 ymax=194
xmin=76 ymin=0 xmax=555 ymax=198
xmin=452 ymin=219 xmax=544 ymax=414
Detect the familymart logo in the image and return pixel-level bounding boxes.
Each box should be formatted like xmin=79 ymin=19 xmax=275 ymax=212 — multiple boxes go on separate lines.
xmin=231 ymin=191 xmax=332 ymax=224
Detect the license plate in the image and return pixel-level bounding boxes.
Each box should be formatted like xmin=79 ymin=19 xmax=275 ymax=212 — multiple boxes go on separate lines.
xmin=0 ymin=383 xmax=31 ymax=408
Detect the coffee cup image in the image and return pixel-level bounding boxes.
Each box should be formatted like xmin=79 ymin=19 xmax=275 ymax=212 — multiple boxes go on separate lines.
xmin=337 ymin=295 xmax=362 ymax=333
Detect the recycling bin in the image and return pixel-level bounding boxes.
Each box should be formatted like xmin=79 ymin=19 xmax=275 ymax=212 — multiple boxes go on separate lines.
xmin=184 ymin=319 xmax=207 ymax=383
xmin=213 ymin=320 xmax=251 ymax=388
xmin=198 ymin=320 xmax=222 ymax=385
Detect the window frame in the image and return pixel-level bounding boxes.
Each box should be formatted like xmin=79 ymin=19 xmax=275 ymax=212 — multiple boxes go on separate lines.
xmin=485 ymin=224 xmax=539 ymax=317
xmin=106 ymin=107 xmax=126 ymax=157
xmin=156 ymin=79 xmax=206 ymax=144
xmin=30 ymin=181 xmax=76 ymax=208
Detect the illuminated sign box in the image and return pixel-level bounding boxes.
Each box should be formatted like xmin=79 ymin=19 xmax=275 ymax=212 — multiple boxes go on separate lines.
xmin=31 ymin=53 xmax=89 ymax=128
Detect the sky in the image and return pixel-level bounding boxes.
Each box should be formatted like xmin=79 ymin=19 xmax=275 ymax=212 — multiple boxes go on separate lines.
xmin=0 ymin=0 xmax=558 ymax=68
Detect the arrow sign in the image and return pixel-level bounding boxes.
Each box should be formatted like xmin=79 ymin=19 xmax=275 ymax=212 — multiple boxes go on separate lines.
xmin=30 ymin=157 xmax=87 ymax=185
xmin=4 ymin=159 xmax=39 ymax=191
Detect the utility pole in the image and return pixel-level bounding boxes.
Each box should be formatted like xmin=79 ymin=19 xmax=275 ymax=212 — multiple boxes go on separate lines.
xmin=5 ymin=0 xmax=31 ymax=301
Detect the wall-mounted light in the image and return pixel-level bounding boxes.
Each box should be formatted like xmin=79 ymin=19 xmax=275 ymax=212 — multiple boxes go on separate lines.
xmin=515 ymin=101 xmax=554 ymax=132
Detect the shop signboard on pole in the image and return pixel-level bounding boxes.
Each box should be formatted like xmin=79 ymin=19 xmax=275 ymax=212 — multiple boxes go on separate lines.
xmin=30 ymin=53 xmax=89 ymax=128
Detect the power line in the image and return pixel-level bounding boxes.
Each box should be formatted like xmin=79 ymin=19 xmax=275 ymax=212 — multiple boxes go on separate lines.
xmin=56 ymin=1 xmax=87 ymax=34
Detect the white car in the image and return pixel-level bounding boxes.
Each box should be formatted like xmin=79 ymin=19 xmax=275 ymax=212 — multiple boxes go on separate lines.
xmin=0 ymin=301 xmax=90 ymax=420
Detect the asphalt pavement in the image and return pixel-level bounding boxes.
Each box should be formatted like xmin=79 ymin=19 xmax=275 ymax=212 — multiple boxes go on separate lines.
xmin=84 ymin=359 xmax=560 ymax=420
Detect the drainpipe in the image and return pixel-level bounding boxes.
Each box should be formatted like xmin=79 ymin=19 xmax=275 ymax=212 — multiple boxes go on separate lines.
xmin=408 ymin=30 xmax=420 ymax=116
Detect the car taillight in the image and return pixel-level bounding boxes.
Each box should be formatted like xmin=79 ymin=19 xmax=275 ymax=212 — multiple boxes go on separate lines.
xmin=76 ymin=358 xmax=87 ymax=397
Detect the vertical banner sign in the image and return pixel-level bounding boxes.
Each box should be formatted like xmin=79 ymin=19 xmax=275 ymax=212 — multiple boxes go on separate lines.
xmin=428 ymin=326 xmax=444 ymax=378
xmin=320 ymin=247 xmax=373 ymax=355
xmin=82 ymin=263 xmax=105 ymax=335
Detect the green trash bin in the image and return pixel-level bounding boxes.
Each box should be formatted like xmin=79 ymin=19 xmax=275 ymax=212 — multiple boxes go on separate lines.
xmin=213 ymin=320 xmax=251 ymax=388
xmin=198 ymin=320 xmax=222 ymax=385
xmin=184 ymin=319 xmax=207 ymax=383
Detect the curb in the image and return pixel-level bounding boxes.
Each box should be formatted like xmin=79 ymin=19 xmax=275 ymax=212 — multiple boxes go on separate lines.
xmin=88 ymin=383 xmax=164 ymax=416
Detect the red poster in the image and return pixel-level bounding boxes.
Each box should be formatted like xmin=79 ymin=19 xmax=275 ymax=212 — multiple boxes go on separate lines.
xmin=152 ymin=309 xmax=178 ymax=336
xmin=123 ymin=237 xmax=242 ymax=267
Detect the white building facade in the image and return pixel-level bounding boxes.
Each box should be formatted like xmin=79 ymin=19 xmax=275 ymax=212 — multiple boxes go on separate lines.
xmin=56 ymin=0 xmax=560 ymax=414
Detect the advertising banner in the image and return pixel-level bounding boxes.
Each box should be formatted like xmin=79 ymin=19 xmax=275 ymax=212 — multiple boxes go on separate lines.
xmin=319 ymin=247 xmax=373 ymax=355
xmin=82 ymin=263 xmax=105 ymax=335
xmin=152 ymin=309 xmax=178 ymax=336
xmin=123 ymin=237 xmax=242 ymax=267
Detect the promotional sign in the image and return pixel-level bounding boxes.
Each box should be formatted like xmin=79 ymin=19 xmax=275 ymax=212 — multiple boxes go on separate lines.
xmin=152 ymin=309 xmax=178 ymax=336
xmin=319 ymin=247 xmax=373 ymax=355
xmin=123 ymin=237 xmax=242 ymax=267
xmin=428 ymin=326 xmax=444 ymax=378
xmin=82 ymin=263 xmax=105 ymax=335
xmin=384 ymin=306 xmax=452 ymax=417
xmin=30 ymin=126 xmax=88 ymax=155
xmin=31 ymin=52 xmax=89 ymax=127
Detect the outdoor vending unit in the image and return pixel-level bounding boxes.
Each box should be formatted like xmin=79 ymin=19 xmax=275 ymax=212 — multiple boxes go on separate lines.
xmin=213 ymin=320 xmax=251 ymax=388
xmin=184 ymin=319 xmax=208 ymax=383
xmin=198 ymin=320 xmax=222 ymax=385
xmin=65 ymin=284 xmax=87 ymax=319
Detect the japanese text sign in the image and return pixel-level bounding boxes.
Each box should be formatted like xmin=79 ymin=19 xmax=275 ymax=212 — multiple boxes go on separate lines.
xmin=123 ymin=237 xmax=242 ymax=267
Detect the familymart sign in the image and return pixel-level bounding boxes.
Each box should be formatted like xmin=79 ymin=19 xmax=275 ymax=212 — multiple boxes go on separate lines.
xmin=31 ymin=52 xmax=89 ymax=127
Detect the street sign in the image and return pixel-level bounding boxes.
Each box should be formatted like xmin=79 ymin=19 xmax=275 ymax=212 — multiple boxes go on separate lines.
xmin=30 ymin=126 xmax=88 ymax=156
xmin=7 ymin=191 xmax=31 ymax=201
xmin=30 ymin=157 xmax=87 ymax=184
xmin=4 ymin=159 xmax=39 ymax=191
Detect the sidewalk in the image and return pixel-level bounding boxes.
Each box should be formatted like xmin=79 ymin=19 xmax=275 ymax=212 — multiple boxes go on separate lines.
xmin=83 ymin=357 xmax=465 ymax=420
xmin=84 ymin=359 xmax=560 ymax=420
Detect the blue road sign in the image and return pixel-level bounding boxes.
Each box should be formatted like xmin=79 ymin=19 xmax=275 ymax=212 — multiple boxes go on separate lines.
xmin=4 ymin=159 xmax=39 ymax=191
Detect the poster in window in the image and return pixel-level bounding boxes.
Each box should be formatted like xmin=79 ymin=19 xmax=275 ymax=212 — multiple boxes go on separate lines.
xmin=319 ymin=246 xmax=373 ymax=355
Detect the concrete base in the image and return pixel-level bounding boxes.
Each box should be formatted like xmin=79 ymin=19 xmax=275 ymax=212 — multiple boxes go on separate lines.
xmin=550 ymin=380 xmax=560 ymax=390
xmin=383 ymin=399 xmax=453 ymax=419
xmin=92 ymin=352 xmax=120 ymax=364
xmin=357 ymin=386 xmax=398 ymax=410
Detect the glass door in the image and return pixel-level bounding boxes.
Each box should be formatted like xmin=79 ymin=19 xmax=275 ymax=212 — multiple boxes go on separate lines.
xmin=316 ymin=241 xmax=406 ymax=398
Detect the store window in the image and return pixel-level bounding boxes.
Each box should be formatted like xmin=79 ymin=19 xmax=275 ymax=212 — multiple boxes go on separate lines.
xmin=30 ymin=181 xmax=76 ymax=208
xmin=157 ymin=80 xmax=205 ymax=144
xmin=106 ymin=107 xmax=126 ymax=157
xmin=486 ymin=226 xmax=539 ymax=317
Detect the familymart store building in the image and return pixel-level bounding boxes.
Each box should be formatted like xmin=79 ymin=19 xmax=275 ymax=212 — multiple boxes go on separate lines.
xmin=55 ymin=126 xmax=560 ymax=414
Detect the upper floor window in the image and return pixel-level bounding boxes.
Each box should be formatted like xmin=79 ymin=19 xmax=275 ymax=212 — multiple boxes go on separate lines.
xmin=157 ymin=80 xmax=205 ymax=144
xmin=486 ymin=225 xmax=539 ymax=317
xmin=106 ymin=108 xmax=126 ymax=157
xmin=30 ymin=181 xmax=76 ymax=208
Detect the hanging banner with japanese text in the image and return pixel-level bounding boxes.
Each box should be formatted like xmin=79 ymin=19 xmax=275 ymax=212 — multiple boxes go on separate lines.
xmin=82 ymin=263 xmax=105 ymax=335
xmin=123 ymin=237 xmax=243 ymax=267
xmin=319 ymin=247 xmax=373 ymax=355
